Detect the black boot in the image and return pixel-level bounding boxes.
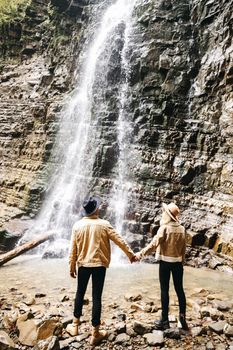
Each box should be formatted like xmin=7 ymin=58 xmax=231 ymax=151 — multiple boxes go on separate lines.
xmin=154 ymin=319 xmax=170 ymax=330
xmin=179 ymin=314 xmax=189 ymax=331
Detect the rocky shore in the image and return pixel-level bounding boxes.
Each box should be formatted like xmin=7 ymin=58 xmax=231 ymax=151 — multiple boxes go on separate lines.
xmin=0 ymin=269 xmax=232 ymax=350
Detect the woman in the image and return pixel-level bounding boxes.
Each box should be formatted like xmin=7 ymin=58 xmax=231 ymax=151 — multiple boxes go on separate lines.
xmin=136 ymin=202 xmax=188 ymax=331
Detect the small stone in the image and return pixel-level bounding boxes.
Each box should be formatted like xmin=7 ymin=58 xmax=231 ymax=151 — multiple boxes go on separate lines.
xmin=133 ymin=321 xmax=152 ymax=335
xmin=209 ymin=321 xmax=227 ymax=334
xmin=126 ymin=326 xmax=137 ymax=337
xmin=116 ymin=312 xmax=126 ymax=321
xmin=206 ymin=341 xmax=215 ymax=350
xmin=24 ymin=296 xmax=36 ymax=306
xmin=76 ymin=332 xmax=90 ymax=341
xmin=143 ymin=331 xmax=164 ymax=346
xmin=124 ymin=293 xmax=142 ymax=302
xmin=115 ymin=321 xmax=126 ymax=334
xmin=71 ymin=342 xmax=83 ymax=349
xmin=215 ymin=344 xmax=227 ymax=350
xmin=33 ymin=336 xmax=60 ymax=350
xmin=108 ymin=333 xmax=116 ymax=342
xmin=35 ymin=293 xmax=46 ymax=298
xmin=59 ymin=337 xmax=76 ymax=349
xmin=0 ymin=331 xmax=15 ymax=349
xmin=61 ymin=317 xmax=73 ymax=328
xmin=191 ymin=326 xmax=203 ymax=337
xmin=164 ymin=328 xmax=181 ymax=339
xmin=223 ymin=323 xmax=233 ymax=337
xmin=212 ymin=300 xmax=232 ymax=311
xmin=60 ymin=295 xmax=69 ymax=302
xmin=114 ymin=333 xmax=130 ymax=344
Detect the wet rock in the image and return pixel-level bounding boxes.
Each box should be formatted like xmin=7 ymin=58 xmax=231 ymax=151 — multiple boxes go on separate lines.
xmin=143 ymin=331 xmax=164 ymax=346
xmin=42 ymin=239 xmax=69 ymax=259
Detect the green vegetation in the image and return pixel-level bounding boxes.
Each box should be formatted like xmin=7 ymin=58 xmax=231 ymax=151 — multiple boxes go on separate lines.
xmin=0 ymin=0 xmax=31 ymax=23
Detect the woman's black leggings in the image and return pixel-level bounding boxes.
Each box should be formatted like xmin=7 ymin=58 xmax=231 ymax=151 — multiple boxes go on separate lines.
xmin=74 ymin=266 xmax=106 ymax=327
xmin=159 ymin=261 xmax=186 ymax=321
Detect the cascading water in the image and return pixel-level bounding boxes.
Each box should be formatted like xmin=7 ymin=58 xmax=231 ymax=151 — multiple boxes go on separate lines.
xmin=109 ymin=18 xmax=136 ymax=263
xmin=23 ymin=0 xmax=138 ymax=251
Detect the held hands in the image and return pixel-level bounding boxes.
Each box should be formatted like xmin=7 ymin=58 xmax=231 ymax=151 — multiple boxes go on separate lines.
xmin=130 ymin=252 xmax=142 ymax=263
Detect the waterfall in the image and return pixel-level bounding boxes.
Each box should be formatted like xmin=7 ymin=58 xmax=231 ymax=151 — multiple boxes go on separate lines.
xmin=23 ymin=0 xmax=137 ymax=244
xmin=109 ymin=17 xmax=136 ymax=263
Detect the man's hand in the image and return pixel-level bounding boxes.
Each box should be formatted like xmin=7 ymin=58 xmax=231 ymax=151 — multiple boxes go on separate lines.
xmin=130 ymin=253 xmax=140 ymax=263
xmin=70 ymin=268 xmax=77 ymax=278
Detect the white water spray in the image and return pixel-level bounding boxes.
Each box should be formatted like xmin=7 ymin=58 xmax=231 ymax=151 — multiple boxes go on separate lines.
xmin=23 ymin=0 xmax=137 ymax=242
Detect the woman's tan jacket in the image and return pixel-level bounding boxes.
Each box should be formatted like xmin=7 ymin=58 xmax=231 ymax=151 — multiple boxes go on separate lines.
xmin=140 ymin=221 xmax=186 ymax=263
xmin=69 ymin=215 xmax=135 ymax=272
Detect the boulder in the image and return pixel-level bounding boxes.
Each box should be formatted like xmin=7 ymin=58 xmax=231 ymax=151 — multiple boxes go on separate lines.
xmin=0 ymin=331 xmax=15 ymax=350
xmin=37 ymin=319 xmax=63 ymax=340
xmin=17 ymin=316 xmax=38 ymax=346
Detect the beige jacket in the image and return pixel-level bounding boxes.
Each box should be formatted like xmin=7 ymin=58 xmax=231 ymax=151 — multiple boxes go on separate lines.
xmin=69 ymin=215 xmax=135 ymax=271
xmin=140 ymin=221 xmax=186 ymax=263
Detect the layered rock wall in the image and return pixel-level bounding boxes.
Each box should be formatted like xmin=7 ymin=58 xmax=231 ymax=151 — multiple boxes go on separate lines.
xmin=0 ymin=0 xmax=232 ymax=258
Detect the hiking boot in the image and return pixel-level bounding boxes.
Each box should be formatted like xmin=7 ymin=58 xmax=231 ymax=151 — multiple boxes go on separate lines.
xmin=90 ymin=325 xmax=108 ymax=345
xmin=154 ymin=319 xmax=170 ymax=330
xmin=179 ymin=314 xmax=189 ymax=331
xmin=66 ymin=317 xmax=79 ymax=336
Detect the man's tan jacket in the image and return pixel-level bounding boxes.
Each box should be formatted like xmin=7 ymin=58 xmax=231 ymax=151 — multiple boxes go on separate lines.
xmin=69 ymin=215 xmax=135 ymax=272
xmin=140 ymin=221 xmax=186 ymax=263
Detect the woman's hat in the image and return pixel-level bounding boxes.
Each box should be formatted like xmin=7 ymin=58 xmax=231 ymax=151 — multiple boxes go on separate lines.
xmin=162 ymin=202 xmax=180 ymax=222
xmin=82 ymin=196 xmax=101 ymax=216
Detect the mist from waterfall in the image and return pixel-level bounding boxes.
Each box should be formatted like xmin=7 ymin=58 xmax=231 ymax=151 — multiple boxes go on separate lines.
xmin=22 ymin=0 xmax=137 ymax=244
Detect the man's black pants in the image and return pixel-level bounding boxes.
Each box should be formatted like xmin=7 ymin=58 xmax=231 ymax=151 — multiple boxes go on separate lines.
xmin=159 ymin=261 xmax=186 ymax=321
xmin=74 ymin=266 xmax=106 ymax=327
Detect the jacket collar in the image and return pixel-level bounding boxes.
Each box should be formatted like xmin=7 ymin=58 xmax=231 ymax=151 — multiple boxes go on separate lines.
xmin=83 ymin=214 xmax=99 ymax=219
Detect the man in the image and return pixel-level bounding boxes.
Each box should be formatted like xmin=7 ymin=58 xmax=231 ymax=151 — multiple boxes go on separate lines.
xmin=66 ymin=195 xmax=136 ymax=345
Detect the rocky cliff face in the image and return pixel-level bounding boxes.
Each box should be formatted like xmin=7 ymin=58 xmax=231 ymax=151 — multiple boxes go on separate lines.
xmin=0 ymin=0 xmax=232 ymax=260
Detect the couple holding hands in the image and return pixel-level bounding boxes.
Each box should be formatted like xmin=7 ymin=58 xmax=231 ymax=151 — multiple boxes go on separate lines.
xmin=67 ymin=196 xmax=188 ymax=345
